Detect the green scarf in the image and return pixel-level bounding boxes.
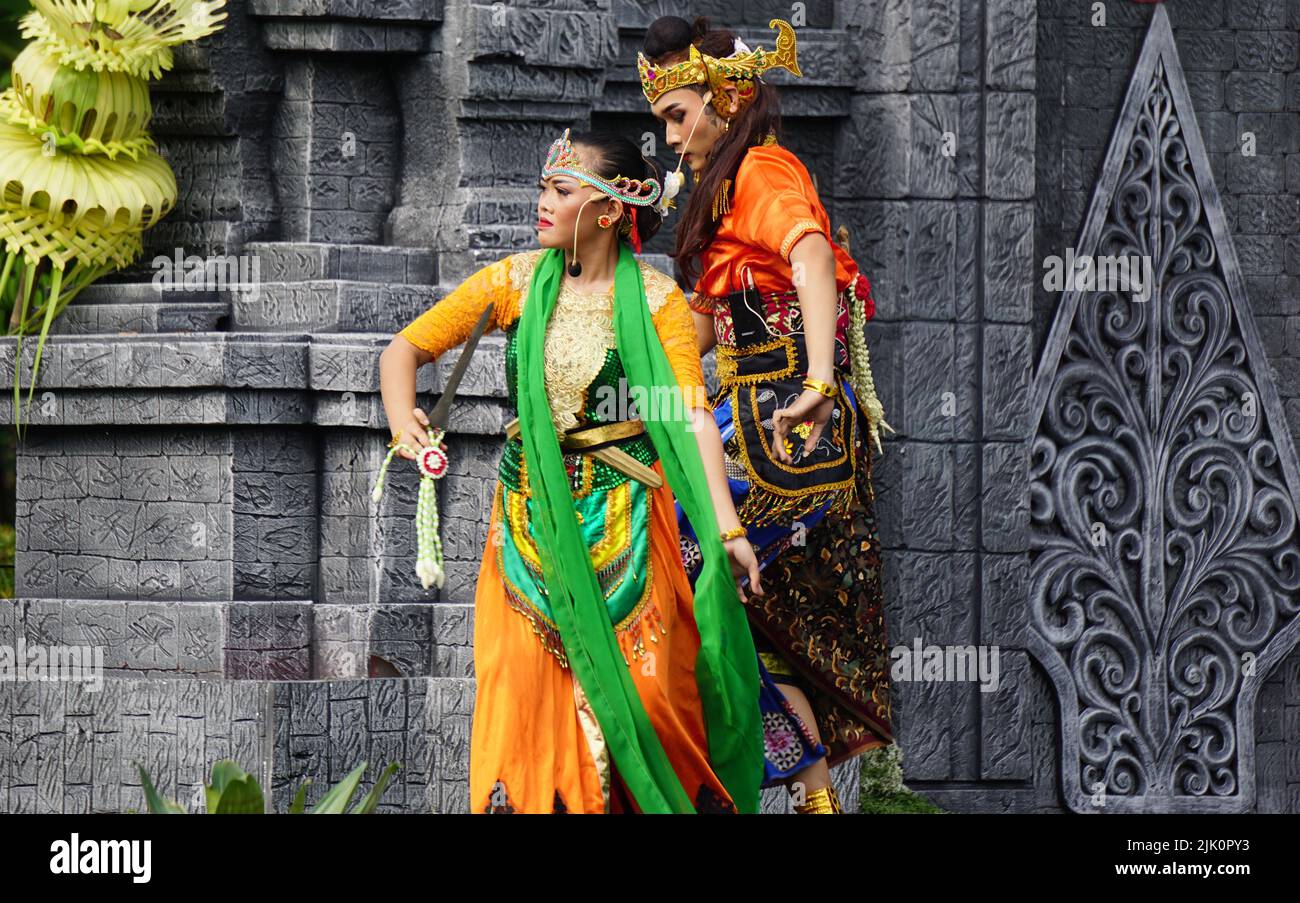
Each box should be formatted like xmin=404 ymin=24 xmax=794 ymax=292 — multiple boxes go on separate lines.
xmin=516 ymin=245 xmax=763 ymax=814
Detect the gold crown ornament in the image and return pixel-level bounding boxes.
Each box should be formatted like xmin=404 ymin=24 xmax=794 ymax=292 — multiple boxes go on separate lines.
xmin=637 ymin=19 xmax=802 ymax=120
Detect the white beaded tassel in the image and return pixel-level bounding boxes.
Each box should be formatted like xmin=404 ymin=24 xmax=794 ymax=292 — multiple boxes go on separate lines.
xmin=415 ymin=473 xmax=444 ymax=590
xmin=371 ymin=429 xmax=447 ymax=590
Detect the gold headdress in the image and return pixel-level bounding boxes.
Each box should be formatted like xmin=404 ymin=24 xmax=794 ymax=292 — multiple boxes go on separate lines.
xmin=637 ymin=19 xmax=802 ymax=119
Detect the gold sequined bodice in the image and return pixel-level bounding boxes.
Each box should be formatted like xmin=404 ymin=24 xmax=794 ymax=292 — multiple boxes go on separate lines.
xmin=504 ymin=249 xmax=679 ymax=435
xmin=542 ymin=281 xmax=617 ymax=433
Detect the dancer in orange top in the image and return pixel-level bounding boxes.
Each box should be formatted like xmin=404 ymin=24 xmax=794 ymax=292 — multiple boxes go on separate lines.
xmin=639 ymin=16 xmax=895 ymax=814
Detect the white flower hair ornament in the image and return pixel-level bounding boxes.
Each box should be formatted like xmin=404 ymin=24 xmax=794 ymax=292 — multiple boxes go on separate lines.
xmin=656 ymin=170 xmax=686 ymax=217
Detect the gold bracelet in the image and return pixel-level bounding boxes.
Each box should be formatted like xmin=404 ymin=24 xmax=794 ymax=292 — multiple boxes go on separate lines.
xmin=720 ymin=525 xmax=748 ymax=542
xmin=802 ymin=377 xmax=838 ymax=399
xmin=387 ymin=429 xmax=404 ymax=449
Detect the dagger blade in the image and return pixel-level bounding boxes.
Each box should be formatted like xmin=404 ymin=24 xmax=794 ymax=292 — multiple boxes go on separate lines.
xmin=426 ymin=301 xmax=495 ymax=432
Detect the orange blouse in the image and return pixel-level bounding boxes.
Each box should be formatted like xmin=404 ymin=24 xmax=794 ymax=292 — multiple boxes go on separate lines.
xmin=689 ymin=144 xmax=855 ymax=311
xmin=399 ymin=249 xmax=710 ymax=413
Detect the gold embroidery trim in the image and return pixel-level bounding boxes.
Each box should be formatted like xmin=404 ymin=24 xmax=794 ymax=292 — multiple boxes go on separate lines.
xmin=494 ymin=487 xmax=569 ymax=669
xmin=638 ymin=261 xmax=678 ymax=316
xmin=572 ymin=677 xmax=611 ymax=811
xmin=492 ymin=475 xmax=657 ymax=669
xmin=611 ymin=487 xmax=654 ymax=631
xmin=568 ymin=450 xmax=597 ymax=500
xmin=508 ymin=248 xmax=545 ymax=299
xmin=543 ymin=283 xmax=617 ymax=434
xmin=759 ymin=650 xmax=797 ymax=678
xmin=613 ymin=553 xmax=655 ymax=635
xmin=780 ymin=218 xmax=823 ymax=261
xmin=591 ymin=481 xmax=634 ymax=600
xmin=715 ymin=335 xmax=799 ymax=387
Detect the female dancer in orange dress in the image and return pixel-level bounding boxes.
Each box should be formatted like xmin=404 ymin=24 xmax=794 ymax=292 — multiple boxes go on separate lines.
xmin=639 ymin=16 xmax=896 ymax=813
xmin=379 ymin=130 xmax=765 ymax=813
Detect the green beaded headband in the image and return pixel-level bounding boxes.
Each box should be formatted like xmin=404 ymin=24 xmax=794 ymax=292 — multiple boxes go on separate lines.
xmin=542 ymin=128 xmax=663 ymax=207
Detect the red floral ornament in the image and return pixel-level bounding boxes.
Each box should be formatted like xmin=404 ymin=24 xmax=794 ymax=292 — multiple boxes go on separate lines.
xmin=418 ymin=444 xmax=449 ymax=479
xmin=853 ymin=272 xmax=876 ymax=322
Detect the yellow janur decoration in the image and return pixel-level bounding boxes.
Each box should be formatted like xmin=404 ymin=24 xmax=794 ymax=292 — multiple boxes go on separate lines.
xmin=0 ymin=0 xmax=228 ymax=436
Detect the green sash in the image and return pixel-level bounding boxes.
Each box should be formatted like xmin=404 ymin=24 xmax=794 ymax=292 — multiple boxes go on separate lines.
xmin=515 ymin=245 xmax=763 ymax=813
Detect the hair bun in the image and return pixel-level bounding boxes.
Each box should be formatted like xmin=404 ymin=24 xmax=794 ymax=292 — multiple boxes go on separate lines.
xmin=643 ymin=15 xmax=695 ymax=59
xmin=691 ymin=16 xmax=711 ymax=39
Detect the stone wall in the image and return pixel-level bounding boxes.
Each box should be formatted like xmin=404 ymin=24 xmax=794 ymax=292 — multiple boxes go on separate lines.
xmin=837 ymin=0 xmax=1048 ymax=812
xmin=0 ymin=675 xmax=475 ymax=814
xmin=1033 ymin=0 xmax=1300 ymax=815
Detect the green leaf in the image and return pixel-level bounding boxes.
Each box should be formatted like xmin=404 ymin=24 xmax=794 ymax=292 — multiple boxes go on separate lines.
xmin=207 ymin=759 xmax=265 ymax=813
xmin=24 ymin=264 xmax=63 ymax=429
xmin=288 ymin=779 xmax=311 ymax=814
xmin=308 ymin=762 xmax=366 ymax=814
xmin=12 ymin=260 xmax=34 ymax=440
xmin=348 ymin=762 xmax=400 ymax=814
xmin=0 ymin=254 xmax=15 ymax=327
xmin=208 ymin=759 xmax=250 ymax=792
xmin=211 ymin=774 xmax=265 ymax=814
xmin=136 ymin=763 xmax=186 ymax=814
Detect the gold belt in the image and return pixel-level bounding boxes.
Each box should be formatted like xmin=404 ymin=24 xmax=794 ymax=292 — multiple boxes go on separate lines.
xmin=503 ymin=417 xmax=662 ymax=489
xmin=558 ymin=418 xmax=645 ymax=452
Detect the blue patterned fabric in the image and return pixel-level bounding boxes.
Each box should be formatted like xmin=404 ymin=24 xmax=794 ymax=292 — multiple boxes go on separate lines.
xmin=757 ymin=656 xmax=827 ymax=786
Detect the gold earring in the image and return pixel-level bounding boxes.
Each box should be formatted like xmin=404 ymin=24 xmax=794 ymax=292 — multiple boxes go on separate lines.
xmin=597 ymin=214 xmax=614 ymax=229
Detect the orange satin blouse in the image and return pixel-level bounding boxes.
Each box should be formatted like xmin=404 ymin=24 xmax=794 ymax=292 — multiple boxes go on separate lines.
xmin=688 ymin=143 xmax=855 ymax=312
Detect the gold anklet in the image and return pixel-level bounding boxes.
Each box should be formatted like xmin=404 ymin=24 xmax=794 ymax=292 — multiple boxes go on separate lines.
xmin=792 ymin=784 xmax=843 ymax=814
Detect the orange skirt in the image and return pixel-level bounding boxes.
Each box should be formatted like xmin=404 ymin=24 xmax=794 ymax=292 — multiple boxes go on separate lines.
xmin=468 ymin=460 xmax=734 ymax=813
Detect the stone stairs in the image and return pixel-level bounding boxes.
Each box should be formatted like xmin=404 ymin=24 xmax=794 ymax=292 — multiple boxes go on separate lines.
xmin=50 ymin=243 xmax=682 ymax=339
xmin=50 ymin=283 xmax=230 ymax=335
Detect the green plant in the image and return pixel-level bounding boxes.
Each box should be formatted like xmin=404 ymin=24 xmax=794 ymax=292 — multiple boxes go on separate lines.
xmin=0 ymin=523 xmax=14 ymax=598
xmin=860 ymin=742 xmax=905 ymax=796
xmin=0 ymin=0 xmax=228 ymax=438
xmin=857 ymin=743 xmax=946 ymax=814
xmin=134 ymin=758 xmax=401 ymax=814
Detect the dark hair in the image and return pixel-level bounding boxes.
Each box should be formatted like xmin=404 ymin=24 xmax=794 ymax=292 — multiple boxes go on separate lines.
xmin=643 ymin=16 xmax=783 ymax=284
xmin=566 ymin=129 xmax=664 ymax=248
